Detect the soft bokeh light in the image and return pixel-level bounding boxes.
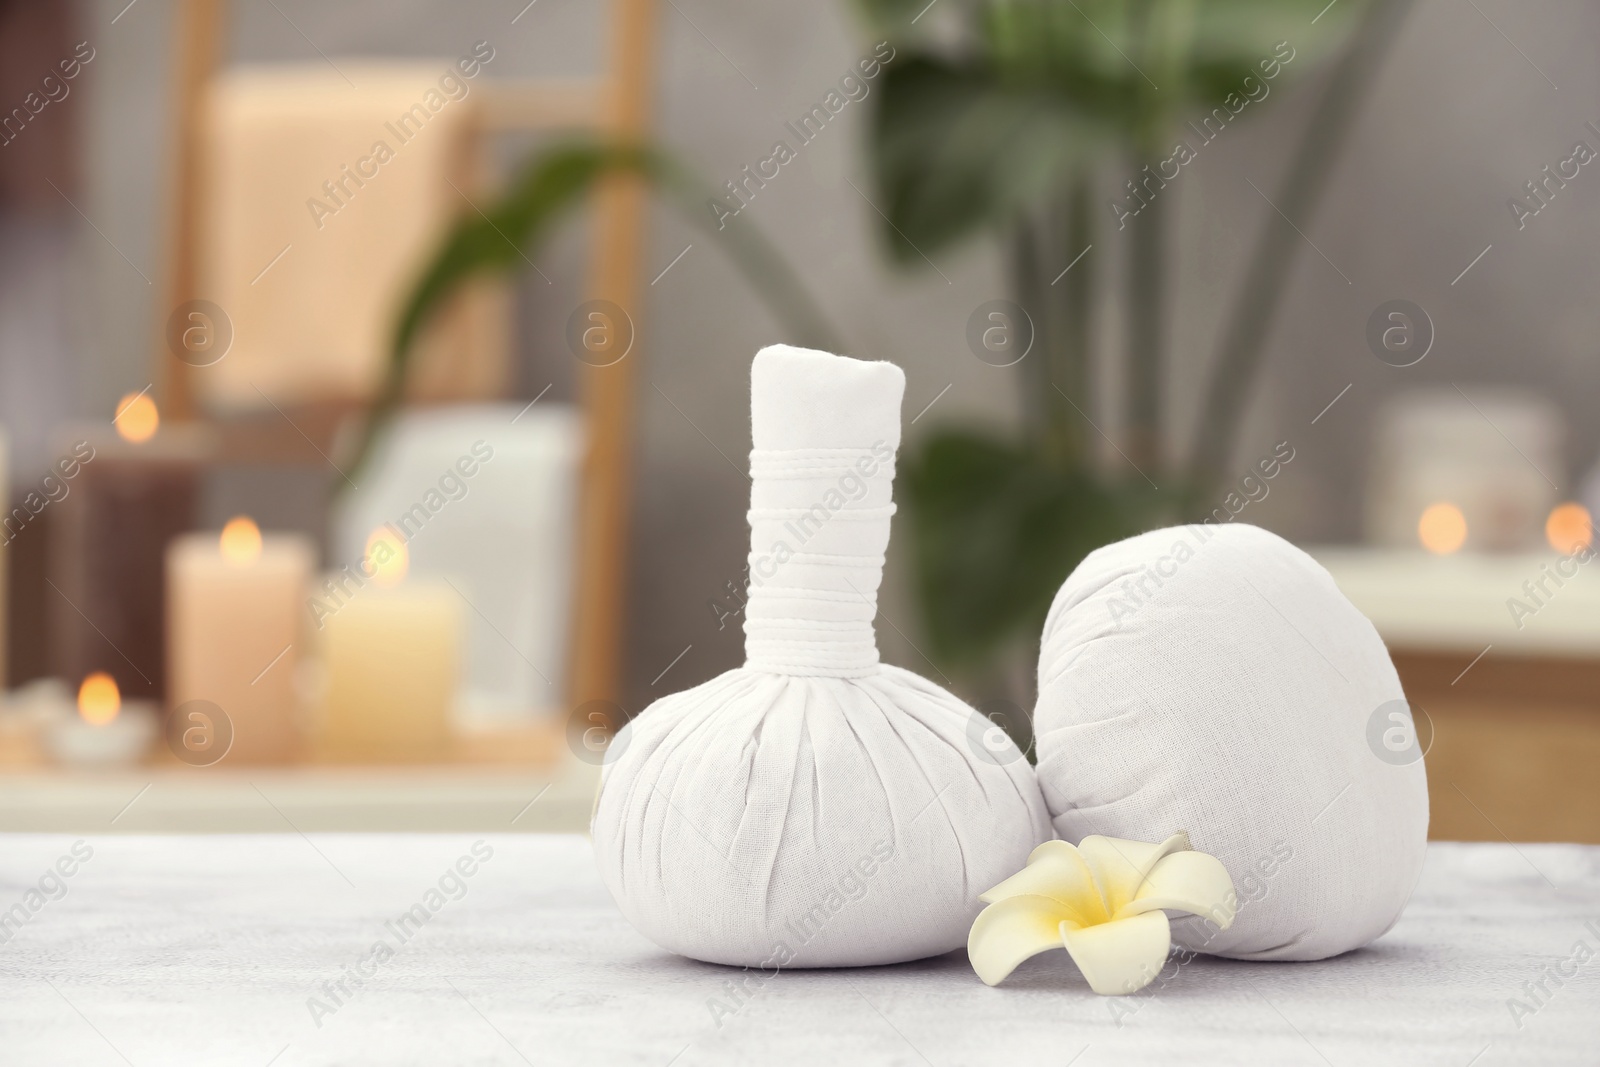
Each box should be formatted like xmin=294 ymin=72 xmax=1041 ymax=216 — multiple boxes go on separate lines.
xmin=365 ymin=526 xmax=409 ymax=587
xmin=1546 ymin=502 xmax=1594 ymax=555
xmin=114 ymin=391 xmax=159 ymax=443
xmin=220 ymin=516 xmax=263 ymax=565
xmin=77 ymin=672 xmax=121 ymax=725
xmin=1418 ymin=502 xmax=1467 ymax=555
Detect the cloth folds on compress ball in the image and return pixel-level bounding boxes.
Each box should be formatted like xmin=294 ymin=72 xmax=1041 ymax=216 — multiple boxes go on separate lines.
xmin=1032 ymin=523 xmax=1429 ymax=961
xmin=592 ymin=344 xmax=1051 ymax=967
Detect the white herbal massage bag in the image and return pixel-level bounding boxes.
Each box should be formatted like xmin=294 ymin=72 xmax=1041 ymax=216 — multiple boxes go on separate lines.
xmin=592 ymin=344 xmax=1051 ymax=967
xmin=1033 ymin=523 xmax=1429 ymax=960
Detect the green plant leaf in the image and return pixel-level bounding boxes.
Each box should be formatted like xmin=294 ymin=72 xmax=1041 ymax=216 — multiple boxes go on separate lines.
xmin=861 ymin=0 xmax=1359 ymax=265
xmin=344 ymin=139 xmax=847 ymax=491
xmin=899 ymin=428 xmax=1166 ymax=667
xmin=869 ymin=55 xmax=1118 ymax=263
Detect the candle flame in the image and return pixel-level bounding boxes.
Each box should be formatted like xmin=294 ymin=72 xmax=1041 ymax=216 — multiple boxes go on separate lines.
xmin=1546 ymin=502 xmax=1593 ymax=555
xmin=365 ymin=526 xmax=409 ymax=587
xmin=114 ymin=392 xmax=159 ymax=444
xmin=78 ymin=672 xmax=121 ymax=725
xmin=220 ymin=516 xmax=263 ymax=565
xmin=1418 ymin=502 xmax=1468 ymax=555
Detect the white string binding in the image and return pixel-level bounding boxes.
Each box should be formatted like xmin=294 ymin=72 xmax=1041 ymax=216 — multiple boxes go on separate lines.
xmin=743 ymin=445 xmax=893 ymax=677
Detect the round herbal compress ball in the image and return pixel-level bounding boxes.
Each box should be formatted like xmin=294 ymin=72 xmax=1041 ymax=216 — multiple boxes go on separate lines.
xmin=1033 ymin=523 xmax=1428 ymax=960
xmin=591 ymin=345 xmax=1051 ymax=967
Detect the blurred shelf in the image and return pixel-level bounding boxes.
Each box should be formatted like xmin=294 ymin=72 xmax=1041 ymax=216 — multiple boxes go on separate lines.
xmin=0 ymin=757 xmax=597 ymax=834
xmin=203 ymin=401 xmax=355 ymax=465
xmin=478 ymin=80 xmax=604 ymax=131
xmin=153 ymin=0 xmax=662 ymax=715
xmin=1386 ymin=650 xmax=1600 ymax=844
xmin=1311 ymin=547 xmax=1600 ymax=843
xmin=0 ymin=716 xmax=571 ymax=770
xmin=302 ymin=718 xmax=570 ymax=767
xmin=1312 ymin=546 xmax=1600 ymax=655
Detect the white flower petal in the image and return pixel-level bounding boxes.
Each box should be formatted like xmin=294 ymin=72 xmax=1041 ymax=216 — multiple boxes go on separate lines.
xmin=979 ymin=841 xmax=1110 ymax=925
xmin=1075 ymin=833 xmax=1190 ymax=915
xmin=967 ymin=894 xmax=1075 ymax=986
xmin=1116 ymin=849 xmax=1237 ymax=930
xmin=1024 ymin=838 xmax=1083 ymax=866
xmin=1060 ymin=910 xmax=1172 ymax=996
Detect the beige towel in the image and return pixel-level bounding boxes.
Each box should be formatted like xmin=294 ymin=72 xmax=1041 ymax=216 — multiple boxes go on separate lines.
xmin=199 ymin=63 xmax=505 ymax=411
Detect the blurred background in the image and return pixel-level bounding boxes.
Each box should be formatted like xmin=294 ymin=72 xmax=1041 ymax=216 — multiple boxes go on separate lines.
xmin=2 ymin=0 xmax=1597 ymax=841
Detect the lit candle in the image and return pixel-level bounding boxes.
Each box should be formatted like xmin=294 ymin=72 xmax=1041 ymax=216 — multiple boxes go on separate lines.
xmin=50 ymin=403 xmax=210 ymax=701
xmin=0 ymin=679 xmax=72 ymax=766
xmin=1368 ymin=390 xmax=1562 ymax=552
xmin=167 ymin=517 xmax=315 ymax=763
xmin=312 ymin=526 xmax=461 ymax=762
xmin=44 ymin=672 xmax=158 ymax=767
xmin=1546 ymin=502 xmax=1594 ymax=554
xmin=1418 ymin=501 xmax=1468 ymax=555
xmin=328 ymin=405 xmax=581 ymax=725
xmin=114 ymin=391 xmax=159 ymax=445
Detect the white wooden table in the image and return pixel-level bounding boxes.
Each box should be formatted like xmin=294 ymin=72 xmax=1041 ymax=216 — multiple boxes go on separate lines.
xmin=1 ymin=835 xmax=1595 ymax=1065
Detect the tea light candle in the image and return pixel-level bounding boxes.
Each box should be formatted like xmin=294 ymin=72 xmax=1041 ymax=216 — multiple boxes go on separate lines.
xmin=313 ymin=530 xmax=462 ymax=761
xmin=44 ymin=672 xmax=158 ymax=767
xmin=0 ymin=678 xmax=73 ymax=767
xmin=167 ymin=517 xmax=315 ymax=763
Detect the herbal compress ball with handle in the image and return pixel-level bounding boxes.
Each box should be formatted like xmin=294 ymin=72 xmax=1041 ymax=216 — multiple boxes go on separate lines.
xmin=1032 ymin=523 xmax=1429 ymax=960
xmin=592 ymin=344 xmax=1051 ymax=967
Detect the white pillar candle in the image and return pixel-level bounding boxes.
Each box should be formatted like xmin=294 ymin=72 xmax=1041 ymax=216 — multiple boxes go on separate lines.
xmin=312 ymin=579 xmax=462 ymax=762
xmin=329 ymin=404 xmax=580 ymax=726
xmin=167 ymin=519 xmax=314 ymax=763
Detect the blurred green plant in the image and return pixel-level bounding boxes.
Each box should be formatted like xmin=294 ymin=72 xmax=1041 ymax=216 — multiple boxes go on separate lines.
xmin=860 ymin=0 xmax=1413 ymax=670
xmin=359 ymin=0 xmax=1413 ymax=680
xmin=343 ymin=142 xmax=846 ymax=488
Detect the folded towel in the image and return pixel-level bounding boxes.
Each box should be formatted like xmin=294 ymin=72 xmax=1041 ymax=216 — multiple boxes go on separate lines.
xmin=198 ymin=63 xmax=503 ymax=409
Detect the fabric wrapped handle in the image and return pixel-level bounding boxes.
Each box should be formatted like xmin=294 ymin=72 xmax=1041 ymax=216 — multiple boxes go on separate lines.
xmin=743 ymin=345 xmax=905 ymax=677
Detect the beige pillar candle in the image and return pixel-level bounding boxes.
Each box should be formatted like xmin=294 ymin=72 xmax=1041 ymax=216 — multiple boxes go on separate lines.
xmin=314 ymin=579 xmax=462 ymax=762
xmin=167 ymin=518 xmax=314 ymax=764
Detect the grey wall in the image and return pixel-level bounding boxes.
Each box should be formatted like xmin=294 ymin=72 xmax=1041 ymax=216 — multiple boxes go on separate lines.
xmin=61 ymin=0 xmax=1600 ymax=711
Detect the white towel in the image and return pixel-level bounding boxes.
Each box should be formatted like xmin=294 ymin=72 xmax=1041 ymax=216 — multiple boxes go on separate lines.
xmin=198 ymin=63 xmax=504 ymax=410
xmin=591 ymin=345 xmax=1051 ymax=967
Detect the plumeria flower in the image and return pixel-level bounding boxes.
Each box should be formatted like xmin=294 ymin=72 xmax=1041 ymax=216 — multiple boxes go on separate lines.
xmin=968 ymin=832 xmax=1236 ymax=995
